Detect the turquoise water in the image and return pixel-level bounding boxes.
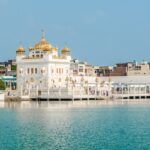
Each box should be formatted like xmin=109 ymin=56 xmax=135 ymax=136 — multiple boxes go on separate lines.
xmin=0 ymin=101 xmax=150 ymax=150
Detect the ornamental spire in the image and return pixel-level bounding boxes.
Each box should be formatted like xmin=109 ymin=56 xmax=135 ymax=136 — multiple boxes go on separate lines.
xmin=64 ymin=41 xmax=68 ymax=48
xmin=41 ymin=29 xmax=46 ymax=40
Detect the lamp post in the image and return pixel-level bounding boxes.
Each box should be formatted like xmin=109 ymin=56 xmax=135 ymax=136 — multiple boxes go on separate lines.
xmin=80 ymin=77 xmax=84 ymax=100
xmin=65 ymin=77 xmax=69 ymax=88
xmin=30 ymin=77 xmax=34 ymax=98
xmin=59 ymin=78 xmax=61 ymax=101
xmin=85 ymin=80 xmax=89 ymax=100
xmin=28 ymin=82 xmax=31 ymax=98
xmin=21 ymin=84 xmax=22 ymax=98
xmin=95 ymin=77 xmax=99 ymax=100
xmin=36 ymin=85 xmax=38 ymax=101
xmin=71 ymin=80 xmax=75 ymax=101
xmin=47 ymin=81 xmax=50 ymax=101
xmin=65 ymin=77 xmax=69 ymax=98
xmin=26 ymin=80 xmax=29 ymax=97
xmin=71 ymin=80 xmax=74 ymax=101
xmin=100 ymin=80 xmax=105 ymax=98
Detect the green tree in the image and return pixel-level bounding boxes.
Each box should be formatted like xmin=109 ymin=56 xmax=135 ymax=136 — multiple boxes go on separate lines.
xmin=0 ymin=80 xmax=6 ymax=90
xmin=11 ymin=65 xmax=17 ymax=71
xmin=0 ymin=66 xmax=5 ymax=69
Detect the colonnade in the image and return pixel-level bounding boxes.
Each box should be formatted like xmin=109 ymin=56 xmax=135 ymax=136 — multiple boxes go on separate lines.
xmin=112 ymin=83 xmax=150 ymax=99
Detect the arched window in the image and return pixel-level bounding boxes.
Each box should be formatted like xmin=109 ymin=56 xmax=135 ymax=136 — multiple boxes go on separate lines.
xmin=31 ymin=68 xmax=34 ymax=74
xmin=59 ymin=68 xmax=61 ymax=74
xmin=51 ymin=69 xmax=54 ymax=74
xmin=41 ymin=68 xmax=45 ymax=74
xmin=35 ymin=68 xmax=37 ymax=74
xmin=28 ymin=68 xmax=30 ymax=74
xmin=19 ymin=69 xmax=23 ymax=74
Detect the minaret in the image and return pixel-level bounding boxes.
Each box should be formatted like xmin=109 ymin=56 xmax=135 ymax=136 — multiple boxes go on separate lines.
xmin=61 ymin=45 xmax=71 ymax=60
xmin=16 ymin=45 xmax=25 ymax=60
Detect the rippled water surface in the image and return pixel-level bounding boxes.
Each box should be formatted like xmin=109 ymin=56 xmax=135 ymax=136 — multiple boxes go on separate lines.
xmin=0 ymin=101 xmax=150 ymax=150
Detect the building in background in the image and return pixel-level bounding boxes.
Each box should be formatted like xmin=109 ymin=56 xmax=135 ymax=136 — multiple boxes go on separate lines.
xmin=0 ymin=62 xmax=6 ymax=75
xmin=93 ymin=61 xmax=150 ymax=77
xmin=6 ymin=59 xmax=17 ymax=76
xmin=94 ymin=66 xmax=113 ymax=77
xmin=0 ymin=60 xmax=16 ymax=76
xmin=109 ymin=61 xmax=150 ymax=76
xmin=110 ymin=63 xmax=127 ymax=76
xmin=126 ymin=61 xmax=150 ymax=76
xmin=71 ymin=59 xmax=95 ymax=76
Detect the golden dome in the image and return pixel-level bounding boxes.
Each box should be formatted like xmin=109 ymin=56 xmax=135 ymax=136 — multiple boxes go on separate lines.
xmin=61 ymin=47 xmax=70 ymax=53
xmin=34 ymin=37 xmax=53 ymax=50
xmin=29 ymin=34 xmax=53 ymax=51
xmin=43 ymin=44 xmax=52 ymax=51
xmin=28 ymin=32 xmax=59 ymax=52
xmin=16 ymin=46 xmax=25 ymax=52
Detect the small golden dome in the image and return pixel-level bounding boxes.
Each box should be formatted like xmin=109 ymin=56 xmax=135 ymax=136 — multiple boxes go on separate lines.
xmin=16 ymin=46 xmax=25 ymax=52
xmin=52 ymin=47 xmax=58 ymax=52
xmin=29 ymin=47 xmax=34 ymax=51
xmin=61 ymin=47 xmax=70 ymax=53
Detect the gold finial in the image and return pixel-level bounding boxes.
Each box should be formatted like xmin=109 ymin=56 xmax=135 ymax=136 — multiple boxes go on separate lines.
xmin=56 ymin=45 xmax=59 ymax=50
xmin=64 ymin=42 xmax=68 ymax=48
xmin=17 ymin=42 xmax=25 ymax=53
xmin=61 ymin=42 xmax=70 ymax=54
xmin=41 ymin=29 xmax=45 ymax=39
xmin=19 ymin=41 xmax=23 ymax=47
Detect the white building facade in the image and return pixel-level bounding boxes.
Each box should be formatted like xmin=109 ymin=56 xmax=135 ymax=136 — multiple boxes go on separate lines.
xmin=16 ymin=34 xmax=111 ymax=100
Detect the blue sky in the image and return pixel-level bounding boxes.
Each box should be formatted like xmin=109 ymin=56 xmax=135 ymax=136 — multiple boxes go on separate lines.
xmin=0 ymin=0 xmax=150 ymax=66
